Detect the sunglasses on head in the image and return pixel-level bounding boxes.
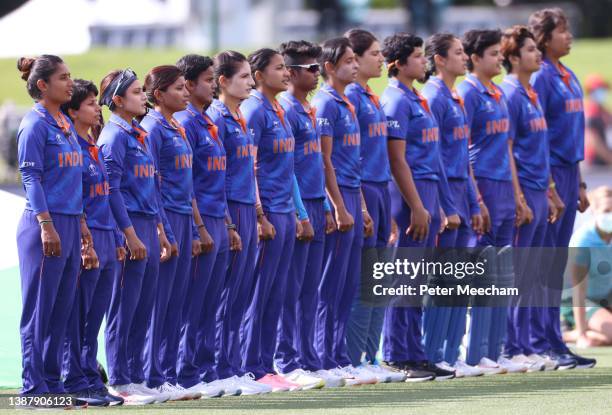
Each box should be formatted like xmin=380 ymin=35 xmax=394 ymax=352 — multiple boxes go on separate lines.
xmin=287 ymin=63 xmax=320 ymax=73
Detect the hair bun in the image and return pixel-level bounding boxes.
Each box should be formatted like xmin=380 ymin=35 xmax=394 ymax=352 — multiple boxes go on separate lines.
xmin=17 ymin=57 xmax=36 ymax=81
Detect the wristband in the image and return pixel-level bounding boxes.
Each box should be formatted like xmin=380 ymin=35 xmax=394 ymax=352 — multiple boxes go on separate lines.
xmin=197 ymin=224 xmax=206 ymax=229
xmin=226 ymin=223 xmax=237 ymax=230
xmin=38 ymin=219 xmax=53 ymax=226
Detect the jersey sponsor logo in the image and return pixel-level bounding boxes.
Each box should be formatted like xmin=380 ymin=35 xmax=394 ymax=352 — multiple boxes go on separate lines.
xmin=133 ymin=163 xmax=156 ymax=178
xmin=485 ymin=118 xmax=510 ymax=135
xmin=89 ymin=181 xmax=110 ymax=198
xmin=343 ymin=114 xmax=353 ymax=127
xmin=368 ymin=121 xmax=388 ymax=138
xmin=387 ymin=120 xmax=400 ymax=130
xmin=174 ymin=154 xmax=193 ymax=169
xmin=317 ymin=117 xmax=330 ymax=127
xmin=421 ymin=127 xmax=439 ymax=143
xmin=207 ymin=155 xmax=226 ymax=171
xmin=303 ymin=138 xmax=321 ymax=155
xmin=342 ymin=132 xmax=360 ymax=147
xmin=20 ymin=161 xmax=35 ymax=168
xmin=58 ymin=151 xmax=83 ymax=168
xmin=88 ymin=163 xmax=98 ymax=176
xmin=273 ymin=137 xmax=295 ymax=154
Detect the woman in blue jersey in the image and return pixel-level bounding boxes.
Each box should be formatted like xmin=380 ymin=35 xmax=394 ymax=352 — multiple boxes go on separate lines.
xmin=458 ymin=29 xmax=530 ymax=374
xmin=174 ymin=54 xmax=265 ymax=397
xmin=378 ymin=33 xmax=455 ymax=382
xmin=274 ymin=40 xmax=345 ymax=388
xmin=240 ymin=48 xmax=320 ymax=392
xmin=208 ymin=51 xmax=267 ymax=395
xmin=16 ymin=55 xmax=92 ymax=404
xmin=312 ymin=37 xmax=378 ymax=386
xmin=499 ymin=26 xmax=561 ymax=372
xmin=61 ymin=79 xmax=126 ymax=406
xmin=421 ymin=33 xmax=484 ymax=378
xmin=97 ymin=68 xmax=172 ymax=404
xmin=528 ymin=7 xmax=596 ymax=369
xmin=342 ymin=29 xmax=405 ymax=383
xmin=139 ymin=65 xmax=202 ymax=400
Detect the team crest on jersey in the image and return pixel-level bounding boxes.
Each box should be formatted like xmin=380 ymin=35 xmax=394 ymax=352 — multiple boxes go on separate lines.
xmin=366 ymin=103 xmax=375 ymax=115
xmin=451 ymin=105 xmax=461 ymax=118
xmin=526 ymin=102 xmax=534 ymax=114
xmin=485 ymin=100 xmax=494 ymax=113
xmin=55 ymin=134 xmax=65 ymax=144
xmin=173 ymin=136 xmax=183 ymax=147
xmin=343 ymin=114 xmax=352 ymax=127
xmin=88 ymin=163 xmax=98 ymax=176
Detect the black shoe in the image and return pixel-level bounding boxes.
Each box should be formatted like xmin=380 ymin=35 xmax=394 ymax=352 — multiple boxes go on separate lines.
xmin=419 ymin=361 xmax=455 ymax=381
xmin=403 ymin=361 xmax=436 ymax=382
xmin=546 ymin=350 xmax=577 ymax=370
xmin=564 ymin=349 xmax=597 ymax=369
xmin=92 ymin=387 xmax=124 ymax=406
xmin=73 ymin=389 xmax=110 ymax=407
xmin=381 ymin=361 xmax=407 ymax=374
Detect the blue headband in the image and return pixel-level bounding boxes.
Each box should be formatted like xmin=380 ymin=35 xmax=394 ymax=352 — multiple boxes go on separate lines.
xmin=99 ymin=68 xmax=137 ymax=110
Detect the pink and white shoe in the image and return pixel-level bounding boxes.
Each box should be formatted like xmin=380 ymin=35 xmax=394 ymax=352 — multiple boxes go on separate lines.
xmin=256 ymin=374 xmax=290 ymax=392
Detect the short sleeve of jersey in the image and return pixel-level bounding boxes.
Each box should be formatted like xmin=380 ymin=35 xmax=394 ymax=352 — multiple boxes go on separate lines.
xmin=242 ymin=103 xmax=265 ymax=146
xmin=506 ymin=93 xmax=520 ymax=142
xmin=315 ymin=97 xmax=337 ymax=138
xmin=531 ymin=71 xmax=550 ymax=114
xmin=460 ymin=87 xmax=478 ymax=129
xmin=383 ymin=95 xmax=409 ymax=140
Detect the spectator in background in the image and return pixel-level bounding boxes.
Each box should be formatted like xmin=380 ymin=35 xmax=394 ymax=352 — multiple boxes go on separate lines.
xmin=584 ymin=74 xmax=612 ymax=166
xmin=563 ymin=186 xmax=612 ymax=347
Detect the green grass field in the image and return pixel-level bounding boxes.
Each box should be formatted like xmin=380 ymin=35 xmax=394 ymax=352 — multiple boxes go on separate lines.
xmin=1 ymin=347 xmax=611 ymax=414
xmin=1 ymin=39 xmax=611 ymax=105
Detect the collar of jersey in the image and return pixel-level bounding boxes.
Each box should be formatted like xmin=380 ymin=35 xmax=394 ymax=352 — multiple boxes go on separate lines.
xmin=186 ymin=102 xmax=211 ymax=127
xmin=388 ymin=78 xmax=421 ymax=102
xmin=250 ymin=89 xmax=275 ymax=111
xmin=33 ymin=102 xmax=65 ymax=130
xmin=279 ymin=91 xmax=307 ymax=116
xmin=109 ymin=113 xmax=136 ymax=134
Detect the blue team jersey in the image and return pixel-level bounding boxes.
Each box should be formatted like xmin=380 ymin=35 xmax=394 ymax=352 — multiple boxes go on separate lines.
xmin=312 ymin=83 xmax=361 ymax=189
xmin=141 ymin=109 xmax=193 ymax=215
xmin=175 ymin=102 xmax=227 ymax=218
xmin=279 ymin=91 xmax=326 ymax=200
xmin=381 ymin=78 xmax=440 ymax=181
xmin=17 ymin=103 xmax=83 ymax=215
xmin=501 ymin=76 xmax=550 ymax=191
xmin=457 ymin=74 xmax=511 ymax=182
xmin=531 ymin=58 xmax=584 ymax=167
xmin=98 ymin=113 xmax=159 ymax=229
xmin=207 ymin=99 xmax=256 ymax=205
xmin=241 ymin=90 xmax=295 ymax=213
xmin=78 ymin=134 xmax=116 ymax=230
xmin=422 ymin=77 xmax=470 ymax=180
xmin=345 ymin=82 xmax=390 ymax=183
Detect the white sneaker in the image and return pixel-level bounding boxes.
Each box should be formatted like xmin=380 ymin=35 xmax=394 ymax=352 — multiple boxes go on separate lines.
xmin=376 ymin=364 xmax=407 ymax=383
xmin=314 ymin=369 xmax=345 ymax=387
xmin=341 ymin=365 xmax=378 ymax=385
xmin=173 ymin=383 xmax=201 ymax=400
xmin=188 ymin=381 xmax=224 ymax=399
xmin=362 ymin=363 xmax=395 ymax=383
xmin=108 ymin=384 xmax=156 ymax=405
xmin=217 ymin=376 xmax=242 ymax=397
xmin=135 ymin=382 xmax=170 ymax=403
xmin=154 ymin=382 xmax=191 ymax=401
xmin=453 ymin=360 xmax=484 ymax=378
xmin=435 ymin=361 xmax=455 ymax=372
xmin=477 ymin=357 xmax=508 ymax=375
xmin=329 ymin=367 xmax=359 ymax=386
xmin=239 ymin=373 xmax=272 ymax=395
xmin=279 ymin=369 xmax=325 ymax=390
xmin=497 ymin=356 xmax=528 ymax=373
xmin=528 ymin=353 xmax=559 ymax=371
xmin=512 ymin=354 xmax=545 ymax=372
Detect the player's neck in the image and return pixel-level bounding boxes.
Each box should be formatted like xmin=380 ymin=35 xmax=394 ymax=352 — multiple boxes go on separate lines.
xmin=155 ymin=105 xmax=174 ymax=124
xmin=395 ymin=73 xmax=415 ymax=90
xmin=220 ymin=94 xmax=241 ymax=116
xmin=437 ymin=73 xmax=457 ymax=91
xmin=189 ymin=96 xmax=207 ymax=114
xmin=356 ymin=73 xmax=370 ymax=90
xmin=74 ymin=121 xmax=90 ymax=141
xmin=288 ymin=84 xmax=310 ymax=106
xmin=327 ymin=78 xmax=349 ymax=97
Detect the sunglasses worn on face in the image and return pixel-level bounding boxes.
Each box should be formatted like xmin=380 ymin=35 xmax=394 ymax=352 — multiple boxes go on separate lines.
xmin=288 ymin=63 xmax=320 ymax=73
